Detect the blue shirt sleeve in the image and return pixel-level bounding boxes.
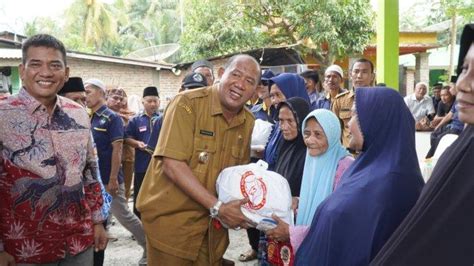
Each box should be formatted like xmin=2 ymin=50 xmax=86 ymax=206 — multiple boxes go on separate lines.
xmin=125 ymin=116 xmax=138 ymax=139
xmin=450 ymin=102 xmax=457 ymax=113
xmin=109 ymin=114 xmax=124 ymax=142
xmin=146 ymin=116 xmax=162 ymax=152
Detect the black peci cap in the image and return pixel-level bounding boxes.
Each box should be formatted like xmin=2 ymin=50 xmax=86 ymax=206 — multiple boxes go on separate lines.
xmin=143 ymin=86 xmax=159 ymax=98
xmin=58 ymin=77 xmax=85 ymax=95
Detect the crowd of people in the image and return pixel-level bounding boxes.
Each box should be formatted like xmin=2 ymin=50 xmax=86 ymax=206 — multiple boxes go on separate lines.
xmin=0 ymin=23 xmax=472 ymax=266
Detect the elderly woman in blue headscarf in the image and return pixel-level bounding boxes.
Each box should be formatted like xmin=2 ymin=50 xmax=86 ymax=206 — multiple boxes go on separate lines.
xmin=295 ymin=87 xmax=424 ymax=266
xmin=263 ymin=73 xmax=310 ymax=171
xmin=266 ymin=109 xmax=354 ymax=251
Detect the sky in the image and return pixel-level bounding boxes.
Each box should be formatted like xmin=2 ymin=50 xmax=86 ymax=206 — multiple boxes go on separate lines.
xmin=0 ymin=0 xmax=422 ymax=35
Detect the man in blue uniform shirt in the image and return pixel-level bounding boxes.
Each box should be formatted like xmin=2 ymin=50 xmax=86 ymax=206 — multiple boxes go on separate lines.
xmin=125 ymin=86 xmax=161 ymax=218
xmin=85 ymin=78 xmax=147 ymax=265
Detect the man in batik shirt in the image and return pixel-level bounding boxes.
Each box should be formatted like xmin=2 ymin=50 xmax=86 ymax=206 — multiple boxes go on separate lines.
xmin=0 ymin=34 xmax=107 ymax=265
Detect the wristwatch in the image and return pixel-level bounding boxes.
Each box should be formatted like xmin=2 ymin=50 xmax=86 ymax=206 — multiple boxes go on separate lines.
xmin=210 ymin=200 xmax=223 ymax=218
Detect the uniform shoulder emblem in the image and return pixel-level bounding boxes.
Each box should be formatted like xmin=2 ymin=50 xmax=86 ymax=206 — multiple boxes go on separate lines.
xmin=185 ymin=86 xmax=210 ymax=99
xmin=335 ymin=90 xmax=350 ymax=99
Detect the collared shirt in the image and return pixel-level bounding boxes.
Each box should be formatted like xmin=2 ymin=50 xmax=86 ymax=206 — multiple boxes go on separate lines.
xmin=332 ymin=90 xmax=355 ymax=147
xmin=0 ymin=88 xmax=105 ymax=264
xmin=137 ymin=85 xmax=253 ymax=260
xmin=308 ymin=90 xmax=321 ymax=109
xmin=250 ymin=102 xmax=272 ymax=122
xmin=315 ymin=89 xmax=346 ymax=110
xmin=404 ymin=94 xmax=435 ymax=122
xmin=126 ymin=112 xmax=161 ymax=173
xmin=91 ymin=105 xmax=124 ymax=185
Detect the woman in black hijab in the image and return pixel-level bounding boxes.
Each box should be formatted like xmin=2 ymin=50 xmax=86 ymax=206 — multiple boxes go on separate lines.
xmin=258 ymin=97 xmax=310 ymax=265
xmin=275 ymin=97 xmax=311 ymax=197
xmin=371 ymin=23 xmax=474 ymax=266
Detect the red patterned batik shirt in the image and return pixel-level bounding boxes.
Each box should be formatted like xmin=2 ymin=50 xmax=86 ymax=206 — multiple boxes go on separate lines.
xmin=0 ymin=88 xmax=105 ymax=264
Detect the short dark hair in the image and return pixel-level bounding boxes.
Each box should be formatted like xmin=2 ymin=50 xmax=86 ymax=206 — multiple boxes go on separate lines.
xmin=432 ymin=83 xmax=443 ymax=90
xmin=300 ymin=70 xmax=319 ymax=84
xmin=22 ymin=34 xmax=67 ymax=65
xmin=351 ymin=58 xmax=374 ymax=73
xmin=440 ymin=85 xmax=451 ymax=92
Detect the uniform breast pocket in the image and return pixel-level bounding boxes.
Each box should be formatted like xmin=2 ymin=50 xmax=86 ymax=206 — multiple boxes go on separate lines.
xmin=228 ymin=146 xmax=244 ymax=167
xmin=192 ymin=139 xmax=216 ymax=176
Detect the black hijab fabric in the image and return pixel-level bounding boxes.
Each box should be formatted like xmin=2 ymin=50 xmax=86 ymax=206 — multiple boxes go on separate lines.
xmin=274 ymin=97 xmax=310 ymax=197
xmin=371 ymin=24 xmax=474 ymax=266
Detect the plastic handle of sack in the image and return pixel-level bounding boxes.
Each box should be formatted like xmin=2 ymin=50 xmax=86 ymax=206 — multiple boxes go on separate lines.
xmin=256 ymin=159 xmax=269 ymax=170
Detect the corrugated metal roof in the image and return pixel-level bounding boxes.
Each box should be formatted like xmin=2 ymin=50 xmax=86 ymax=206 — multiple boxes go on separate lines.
xmin=0 ymin=48 xmax=173 ymax=70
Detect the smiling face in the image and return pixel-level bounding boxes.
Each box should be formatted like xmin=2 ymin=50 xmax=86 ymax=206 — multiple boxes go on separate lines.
xmin=303 ymin=117 xmax=329 ymax=156
xmin=270 ymin=84 xmax=286 ymax=108
xmin=456 ymin=43 xmax=474 ymax=124
xmin=279 ymin=106 xmax=298 ymax=141
xmin=218 ymin=56 xmax=259 ymax=115
xmin=20 ymin=46 xmax=69 ymax=104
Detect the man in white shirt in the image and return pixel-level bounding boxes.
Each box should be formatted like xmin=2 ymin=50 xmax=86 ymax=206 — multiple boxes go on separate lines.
xmin=404 ymin=82 xmax=435 ymax=130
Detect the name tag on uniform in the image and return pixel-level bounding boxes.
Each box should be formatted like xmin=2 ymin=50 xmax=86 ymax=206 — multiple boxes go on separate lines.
xmin=200 ymin=130 xmax=214 ymax=137
xmin=139 ymin=126 xmax=147 ymax=132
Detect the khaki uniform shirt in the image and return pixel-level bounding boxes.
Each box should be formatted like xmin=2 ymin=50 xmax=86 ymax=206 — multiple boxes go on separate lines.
xmin=121 ymin=115 xmax=136 ymax=162
xmin=136 ymin=85 xmax=253 ymax=261
xmin=332 ymin=90 xmax=354 ymax=148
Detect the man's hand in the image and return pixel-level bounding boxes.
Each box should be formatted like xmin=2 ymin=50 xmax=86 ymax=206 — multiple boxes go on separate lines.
xmin=218 ymin=199 xmax=256 ymax=229
xmin=136 ymin=141 xmax=147 ymax=150
xmin=0 ymin=251 xmax=15 ymax=266
xmin=93 ymin=224 xmax=108 ymax=252
xmin=106 ymin=178 xmax=119 ymax=197
xmin=265 ymin=214 xmax=290 ymax=242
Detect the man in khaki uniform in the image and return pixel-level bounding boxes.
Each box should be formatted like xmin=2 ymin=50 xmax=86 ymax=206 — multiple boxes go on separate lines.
xmin=137 ymin=54 xmax=260 ymax=265
xmin=332 ymin=58 xmax=375 ymax=147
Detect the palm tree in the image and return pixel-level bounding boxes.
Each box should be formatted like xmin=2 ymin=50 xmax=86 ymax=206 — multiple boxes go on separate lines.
xmin=65 ymin=0 xmax=118 ymax=53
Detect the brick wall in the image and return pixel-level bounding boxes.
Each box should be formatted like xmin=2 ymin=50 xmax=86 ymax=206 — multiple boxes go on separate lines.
xmin=1 ymin=55 xmax=231 ymax=109
xmin=158 ymin=58 xmax=228 ymax=108
xmin=68 ymin=58 xmax=159 ymax=98
xmin=406 ymin=69 xmax=416 ymax=95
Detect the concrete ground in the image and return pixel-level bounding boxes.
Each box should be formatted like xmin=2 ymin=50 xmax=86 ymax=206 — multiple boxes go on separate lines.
xmin=105 ymin=132 xmax=435 ymax=265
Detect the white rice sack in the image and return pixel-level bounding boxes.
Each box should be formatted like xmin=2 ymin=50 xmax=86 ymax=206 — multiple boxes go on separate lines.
xmin=251 ymin=119 xmax=273 ymax=150
xmin=216 ymin=160 xmax=294 ymax=226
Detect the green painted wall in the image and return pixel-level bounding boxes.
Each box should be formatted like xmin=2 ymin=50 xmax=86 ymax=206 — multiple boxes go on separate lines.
xmin=377 ymin=0 xmax=399 ymax=90
xmin=11 ymin=67 xmax=21 ymax=94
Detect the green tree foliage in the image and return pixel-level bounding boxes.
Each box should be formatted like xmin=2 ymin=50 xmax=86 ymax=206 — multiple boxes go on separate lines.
xmin=180 ymin=0 xmax=375 ymax=66
xmin=24 ymin=17 xmax=64 ymax=38
xmin=125 ymin=0 xmax=181 ymax=50
xmin=180 ymin=0 xmax=269 ymax=61
xmin=22 ymin=0 xmax=181 ymax=57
